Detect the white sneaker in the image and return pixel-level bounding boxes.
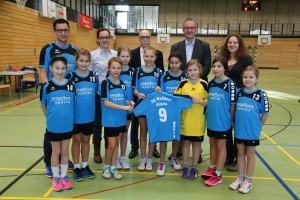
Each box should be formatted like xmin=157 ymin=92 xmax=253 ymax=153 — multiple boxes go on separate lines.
xmin=138 ymin=158 xmax=147 ymax=171
xmin=156 ymin=162 xmax=165 ymax=176
xmin=102 ymin=166 xmax=111 ymax=179
xmin=145 ymin=159 xmax=153 ymax=171
xmin=116 ymin=157 xmax=122 ymax=169
xmin=229 ymin=177 xmax=243 ymax=190
xmin=111 ymin=168 xmax=122 ymax=180
xmin=119 ymin=157 xmax=130 ymax=170
xmin=238 ymin=179 xmax=253 ymax=194
xmin=171 ymin=157 xmax=181 ymax=170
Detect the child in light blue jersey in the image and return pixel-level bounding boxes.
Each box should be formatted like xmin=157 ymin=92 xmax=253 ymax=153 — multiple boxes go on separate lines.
xmin=101 ymin=57 xmax=135 ymax=180
xmin=67 ymin=49 xmax=98 ymax=181
xmin=116 ymin=46 xmax=134 ymax=170
xmin=132 ymin=46 xmax=162 ymax=172
xmin=158 ymin=53 xmax=187 ymax=175
xmin=40 ymin=56 xmax=75 ymax=192
xmin=229 ymin=66 xmax=269 ymax=194
xmin=201 ymin=56 xmax=237 ymax=186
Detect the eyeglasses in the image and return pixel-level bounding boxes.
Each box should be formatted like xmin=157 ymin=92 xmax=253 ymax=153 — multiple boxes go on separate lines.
xmin=139 ymin=36 xmax=151 ymax=40
xmin=55 ymin=29 xmax=70 ymax=33
xmin=98 ymin=36 xmax=110 ymax=40
xmin=183 ymin=27 xmax=196 ymax=30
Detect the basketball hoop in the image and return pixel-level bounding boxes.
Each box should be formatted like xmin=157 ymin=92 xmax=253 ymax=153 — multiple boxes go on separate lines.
xmin=15 ymin=0 xmax=27 ymax=9
xmin=262 ymin=42 xmax=267 ymax=48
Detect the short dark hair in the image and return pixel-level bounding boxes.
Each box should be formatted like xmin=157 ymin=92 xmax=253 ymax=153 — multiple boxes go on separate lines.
xmin=96 ymin=28 xmax=110 ymax=38
xmin=50 ymin=55 xmax=67 ymax=67
xmin=212 ymin=56 xmax=229 ymax=74
xmin=168 ymin=52 xmax=183 ymax=63
xmin=53 ymin=18 xmax=69 ymax=31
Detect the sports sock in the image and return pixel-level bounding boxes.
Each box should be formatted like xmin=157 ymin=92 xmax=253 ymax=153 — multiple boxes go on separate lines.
xmin=74 ymin=163 xmax=81 ymax=169
xmin=60 ymin=164 xmax=68 ymax=177
xmin=82 ymin=162 xmax=88 ymax=168
xmin=51 ymin=166 xmax=59 ymax=178
xmin=215 ymin=170 xmax=222 ymax=177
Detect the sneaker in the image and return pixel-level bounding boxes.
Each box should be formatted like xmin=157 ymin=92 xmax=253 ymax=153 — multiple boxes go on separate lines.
xmin=119 ymin=157 xmax=130 ymax=170
xmin=52 ymin=177 xmax=63 ymax=192
xmin=156 ymin=162 xmax=165 ymax=176
xmin=45 ymin=165 xmax=53 ymax=178
xmin=171 ymin=157 xmax=181 ymax=170
xmin=227 ymin=164 xmax=238 ymax=172
xmin=188 ymin=168 xmax=198 ymax=180
xmin=68 ymin=160 xmax=74 ymax=170
xmin=116 ymin=158 xmax=122 ymax=169
xmin=128 ymin=149 xmax=138 ymax=159
xmin=229 ymin=177 xmax=244 ymax=190
xmin=198 ymin=154 xmax=203 ymax=163
xmin=181 ymin=167 xmax=189 ymax=179
xmin=145 ymin=159 xmax=153 ymax=171
xmin=111 ymin=168 xmax=122 ymax=180
xmin=60 ymin=176 xmax=73 ymax=190
xmin=82 ymin=165 xmax=95 ymax=179
xmin=102 ymin=166 xmax=111 ymax=179
xmin=201 ymin=167 xmax=216 ymax=179
xmin=138 ymin=159 xmax=147 ymax=171
xmin=153 ymin=148 xmax=160 ymax=158
xmin=205 ymin=173 xmax=222 ymax=186
xmin=238 ymin=179 xmax=253 ymax=194
xmin=168 ymin=152 xmax=182 ymax=160
xmin=73 ymin=168 xmax=84 ymax=181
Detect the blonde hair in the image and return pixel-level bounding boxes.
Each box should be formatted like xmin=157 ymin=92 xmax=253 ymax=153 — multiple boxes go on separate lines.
xmin=108 ymin=57 xmax=122 ymax=69
xmin=186 ymin=59 xmax=203 ymax=77
xmin=75 ymin=48 xmax=91 ymax=62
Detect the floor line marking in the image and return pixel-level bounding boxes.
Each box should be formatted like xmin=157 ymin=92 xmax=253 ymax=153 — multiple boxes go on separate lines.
xmin=0 ymin=157 xmax=44 ymax=196
xmin=262 ymin=131 xmax=300 ymax=167
xmin=256 ymin=151 xmax=298 ymax=199
xmin=0 ymin=99 xmax=38 ymax=115
xmin=72 ymin=176 xmax=160 ymax=198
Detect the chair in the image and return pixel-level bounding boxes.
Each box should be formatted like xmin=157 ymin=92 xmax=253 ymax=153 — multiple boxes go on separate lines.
xmin=0 ymin=83 xmax=12 ymax=102
xmin=20 ymin=66 xmax=39 ymax=94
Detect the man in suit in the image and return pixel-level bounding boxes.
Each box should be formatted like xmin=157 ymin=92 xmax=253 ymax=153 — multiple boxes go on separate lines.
xmin=170 ymin=18 xmax=211 ymax=162
xmin=128 ymin=29 xmax=164 ymax=159
xmin=170 ymin=18 xmax=211 ymax=82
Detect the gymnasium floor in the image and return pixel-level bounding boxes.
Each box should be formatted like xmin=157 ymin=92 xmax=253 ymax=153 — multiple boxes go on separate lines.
xmin=0 ymin=69 xmax=299 ymax=200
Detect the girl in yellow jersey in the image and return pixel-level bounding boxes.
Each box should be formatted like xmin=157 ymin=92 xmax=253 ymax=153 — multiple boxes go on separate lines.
xmin=175 ymin=59 xmax=208 ymax=180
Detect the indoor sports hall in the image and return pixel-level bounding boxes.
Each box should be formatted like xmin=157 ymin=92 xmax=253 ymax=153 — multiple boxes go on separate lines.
xmin=0 ymin=0 xmax=300 ymax=199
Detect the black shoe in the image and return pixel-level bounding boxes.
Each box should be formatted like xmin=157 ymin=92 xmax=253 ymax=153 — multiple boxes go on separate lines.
xmin=153 ymin=148 xmax=160 ymax=158
xmin=128 ymin=149 xmax=138 ymax=159
xmin=224 ymin=159 xmax=233 ymax=165
xmin=198 ymin=154 xmax=203 ymax=164
xmin=227 ymin=164 xmax=238 ymax=172
xmin=168 ymin=152 xmax=182 ymax=160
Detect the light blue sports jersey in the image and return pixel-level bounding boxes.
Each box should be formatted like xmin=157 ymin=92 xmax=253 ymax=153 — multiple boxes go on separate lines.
xmin=206 ymin=78 xmax=237 ymax=131
xmin=234 ymin=88 xmax=269 ymax=140
xmin=40 ymin=79 xmax=75 ymax=133
xmin=39 ymin=42 xmax=77 ymax=80
xmin=160 ymin=70 xmax=187 ymax=94
xmin=132 ymin=66 xmax=162 ymax=98
xmin=133 ymin=92 xmax=192 ymax=143
xmin=67 ymin=70 xmax=98 ymax=124
xmin=119 ymin=66 xmax=134 ymax=101
xmin=100 ymin=77 xmax=127 ymax=127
